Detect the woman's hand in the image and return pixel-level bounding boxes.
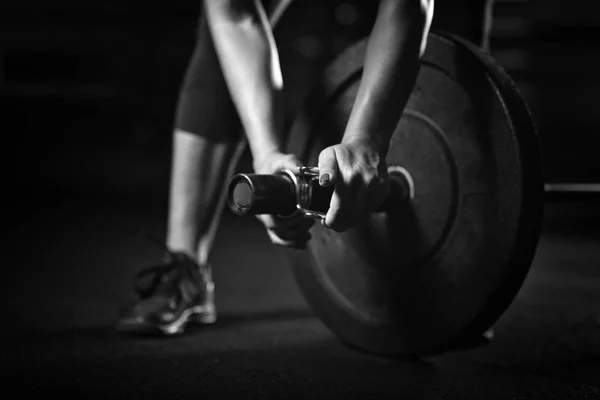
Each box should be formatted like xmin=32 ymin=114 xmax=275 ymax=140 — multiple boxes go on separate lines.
xmin=317 ymin=137 xmax=390 ymax=232
xmin=252 ymin=151 xmax=316 ymax=249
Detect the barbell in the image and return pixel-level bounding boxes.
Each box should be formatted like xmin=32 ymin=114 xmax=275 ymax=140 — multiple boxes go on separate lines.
xmin=227 ymin=32 xmax=544 ymax=357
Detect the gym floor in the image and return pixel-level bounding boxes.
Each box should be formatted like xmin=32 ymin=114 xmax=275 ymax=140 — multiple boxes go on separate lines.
xmin=2 ymin=148 xmax=599 ymax=399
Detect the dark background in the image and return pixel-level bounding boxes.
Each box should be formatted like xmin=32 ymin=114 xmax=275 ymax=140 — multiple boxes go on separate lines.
xmin=1 ymin=1 xmax=599 ymax=398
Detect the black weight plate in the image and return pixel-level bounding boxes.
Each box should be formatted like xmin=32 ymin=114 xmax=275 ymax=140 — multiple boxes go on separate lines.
xmin=285 ymin=33 xmax=544 ymax=357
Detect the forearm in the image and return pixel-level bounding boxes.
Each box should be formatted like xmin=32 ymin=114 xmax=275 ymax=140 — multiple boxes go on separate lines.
xmin=203 ymin=0 xmax=284 ymax=164
xmin=343 ymin=0 xmax=432 ymax=154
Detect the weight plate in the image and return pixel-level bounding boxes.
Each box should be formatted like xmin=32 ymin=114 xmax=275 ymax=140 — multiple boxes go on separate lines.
xmin=285 ymin=33 xmax=544 ymax=357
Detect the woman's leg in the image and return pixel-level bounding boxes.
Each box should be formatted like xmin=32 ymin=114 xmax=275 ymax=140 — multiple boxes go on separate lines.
xmin=117 ymin=16 xmax=246 ymax=335
xmin=118 ymin=1 xmax=295 ymax=335
xmin=169 ymin=0 xmax=294 ymax=266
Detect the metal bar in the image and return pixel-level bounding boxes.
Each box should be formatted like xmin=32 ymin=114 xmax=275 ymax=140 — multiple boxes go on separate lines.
xmin=545 ymin=183 xmax=600 ymax=193
xmin=544 ymin=183 xmax=600 ymax=201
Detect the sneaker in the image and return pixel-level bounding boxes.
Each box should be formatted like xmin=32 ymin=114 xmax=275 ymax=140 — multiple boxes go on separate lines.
xmin=116 ymin=249 xmax=216 ymax=335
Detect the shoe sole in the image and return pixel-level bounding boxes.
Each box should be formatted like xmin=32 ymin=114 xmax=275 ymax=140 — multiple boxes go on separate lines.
xmin=158 ymin=304 xmax=217 ymax=335
xmin=117 ymin=304 xmax=217 ymax=336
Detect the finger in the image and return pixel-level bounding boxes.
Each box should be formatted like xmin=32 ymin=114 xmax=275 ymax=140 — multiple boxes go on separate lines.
xmin=351 ymin=186 xmax=368 ymax=227
xmin=367 ymin=181 xmax=390 ymax=213
xmin=324 ymin=174 xmax=369 ymax=232
xmin=267 ymin=212 xmax=306 ymax=228
xmin=324 ymin=190 xmax=346 ymax=232
xmin=266 ymin=228 xmax=312 ymax=249
xmin=325 ymin=192 xmax=366 ymax=232
xmin=258 ymin=210 xmax=306 ymax=224
xmin=317 ymin=147 xmax=338 ymax=187
xmin=270 ymin=218 xmax=315 ymax=238
xmin=256 ymin=212 xmax=315 ymax=233
xmin=368 ymin=166 xmax=390 ymax=212
xmin=255 ymin=214 xmax=277 ymax=230
xmin=270 ymin=218 xmax=315 ymax=241
xmin=270 ymin=230 xmax=312 ymax=247
xmin=282 ymin=215 xmax=316 ymax=230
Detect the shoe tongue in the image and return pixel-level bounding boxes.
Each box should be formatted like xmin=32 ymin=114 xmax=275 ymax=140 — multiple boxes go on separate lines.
xmin=168 ymin=251 xmax=193 ymax=264
xmin=137 ymin=229 xmax=181 ymax=261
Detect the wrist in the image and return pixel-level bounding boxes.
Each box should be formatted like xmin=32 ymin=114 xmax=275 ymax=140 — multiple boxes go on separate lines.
xmin=341 ymin=131 xmax=390 ymax=156
xmin=252 ymin=147 xmax=284 ymax=172
xmin=249 ymin=136 xmax=284 ymax=164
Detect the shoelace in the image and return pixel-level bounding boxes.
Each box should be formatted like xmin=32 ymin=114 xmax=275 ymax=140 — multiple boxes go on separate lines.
xmin=133 ymin=231 xmax=200 ymax=299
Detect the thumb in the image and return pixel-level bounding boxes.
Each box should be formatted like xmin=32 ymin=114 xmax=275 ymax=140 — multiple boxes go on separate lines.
xmin=317 ymin=147 xmax=338 ymax=187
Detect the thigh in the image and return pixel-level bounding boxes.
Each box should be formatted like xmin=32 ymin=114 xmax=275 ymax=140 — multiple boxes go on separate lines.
xmin=174 ymin=16 xmax=242 ymax=142
xmin=174 ymin=0 xmax=296 ymax=142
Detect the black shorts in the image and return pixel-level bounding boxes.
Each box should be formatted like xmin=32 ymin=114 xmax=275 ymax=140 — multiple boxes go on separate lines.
xmin=174 ymin=0 xmax=290 ymax=142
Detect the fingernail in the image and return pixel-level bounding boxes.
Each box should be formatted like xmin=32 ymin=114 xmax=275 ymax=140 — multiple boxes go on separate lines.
xmin=319 ymin=173 xmax=330 ymax=185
